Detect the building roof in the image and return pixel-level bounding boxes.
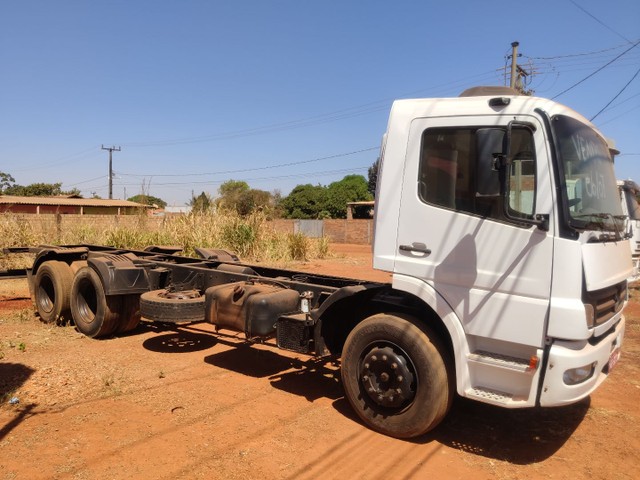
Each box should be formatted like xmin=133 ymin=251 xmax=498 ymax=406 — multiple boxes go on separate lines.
xmin=0 ymin=195 xmax=150 ymax=208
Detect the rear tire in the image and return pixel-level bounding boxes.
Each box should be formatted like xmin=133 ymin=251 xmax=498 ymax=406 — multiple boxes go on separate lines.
xmin=341 ymin=313 xmax=452 ymax=439
xmin=115 ymin=294 xmax=141 ymax=333
xmin=70 ymin=266 xmax=122 ymax=338
xmin=34 ymin=260 xmax=74 ymax=324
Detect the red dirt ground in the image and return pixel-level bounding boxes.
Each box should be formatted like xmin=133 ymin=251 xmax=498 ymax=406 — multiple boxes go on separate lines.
xmin=0 ymin=244 xmax=638 ymax=480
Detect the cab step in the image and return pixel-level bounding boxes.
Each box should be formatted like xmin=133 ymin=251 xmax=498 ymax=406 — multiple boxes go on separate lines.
xmin=465 ymin=386 xmax=529 ymax=407
xmin=467 ymin=350 xmax=534 ymax=373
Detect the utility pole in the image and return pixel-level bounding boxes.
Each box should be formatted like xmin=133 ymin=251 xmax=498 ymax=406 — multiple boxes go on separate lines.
xmin=101 ymin=145 xmax=121 ymax=199
xmin=509 ymin=41 xmax=520 ymax=89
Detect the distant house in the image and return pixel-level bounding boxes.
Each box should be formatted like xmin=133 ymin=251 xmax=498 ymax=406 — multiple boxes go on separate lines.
xmin=0 ymin=195 xmax=151 ymax=215
xmin=163 ymin=205 xmax=193 ymax=215
xmin=346 ymin=201 xmax=375 ymax=219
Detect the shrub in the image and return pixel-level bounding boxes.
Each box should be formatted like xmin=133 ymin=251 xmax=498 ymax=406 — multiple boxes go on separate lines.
xmin=0 ymin=211 xmax=331 ymax=264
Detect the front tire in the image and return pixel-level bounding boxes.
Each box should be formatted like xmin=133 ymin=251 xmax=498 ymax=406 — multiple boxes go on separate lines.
xmin=341 ymin=313 xmax=452 ymax=438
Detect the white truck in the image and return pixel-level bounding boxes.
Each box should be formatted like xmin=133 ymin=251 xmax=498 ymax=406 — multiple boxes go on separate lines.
xmin=618 ymin=179 xmax=640 ymax=278
xmin=13 ymin=86 xmax=632 ymax=439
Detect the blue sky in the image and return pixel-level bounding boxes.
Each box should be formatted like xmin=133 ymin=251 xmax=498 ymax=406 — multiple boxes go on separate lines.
xmin=1 ymin=1 xmax=639 ymax=206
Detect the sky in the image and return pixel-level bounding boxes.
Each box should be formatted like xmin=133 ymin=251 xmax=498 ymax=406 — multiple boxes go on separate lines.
xmin=1 ymin=1 xmax=639 ymax=206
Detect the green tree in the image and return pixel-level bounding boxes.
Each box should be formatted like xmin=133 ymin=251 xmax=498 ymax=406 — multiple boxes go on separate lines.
xmin=127 ymin=194 xmax=167 ymax=209
xmin=367 ymin=157 xmax=380 ymax=198
xmin=189 ymin=191 xmax=214 ymax=213
xmin=3 ymin=181 xmax=81 ymax=197
xmin=281 ymin=184 xmax=328 ymax=219
xmin=217 ymin=180 xmax=250 ymax=214
xmin=216 ymin=180 xmax=273 ymax=216
xmin=0 ymin=172 xmax=16 ymax=193
xmin=324 ymin=175 xmax=373 ymax=218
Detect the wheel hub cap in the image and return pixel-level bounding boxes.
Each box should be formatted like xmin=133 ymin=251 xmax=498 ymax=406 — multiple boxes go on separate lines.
xmin=360 ymin=345 xmax=415 ymax=408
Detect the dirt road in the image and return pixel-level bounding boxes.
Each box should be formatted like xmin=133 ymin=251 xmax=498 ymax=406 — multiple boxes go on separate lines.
xmin=1 ymin=244 xmax=638 ymax=479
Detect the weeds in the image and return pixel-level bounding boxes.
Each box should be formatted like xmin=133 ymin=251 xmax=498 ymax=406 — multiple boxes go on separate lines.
xmin=287 ymin=233 xmax=309 ymax=261
xmin=0 ymin=211 xmax=333 ymax=264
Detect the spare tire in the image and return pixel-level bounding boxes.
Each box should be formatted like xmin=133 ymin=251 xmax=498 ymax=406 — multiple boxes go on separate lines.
xmin=34 ymin=260 xmax=74 ymax=324
xmin=140 ymin=289 xmax=205 ymax=323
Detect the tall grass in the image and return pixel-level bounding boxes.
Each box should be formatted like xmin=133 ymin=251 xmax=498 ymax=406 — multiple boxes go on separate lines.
xmin=0 ymin=211 xmax=332 ymax=268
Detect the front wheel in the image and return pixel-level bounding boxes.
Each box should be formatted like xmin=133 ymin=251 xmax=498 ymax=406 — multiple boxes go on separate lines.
xmin=341 ymin=313 xmax=452 ymax=438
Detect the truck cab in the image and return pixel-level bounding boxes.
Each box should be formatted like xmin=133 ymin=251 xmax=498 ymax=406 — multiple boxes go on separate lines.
xmin=373 ymin=86 xmax=630 ymax=410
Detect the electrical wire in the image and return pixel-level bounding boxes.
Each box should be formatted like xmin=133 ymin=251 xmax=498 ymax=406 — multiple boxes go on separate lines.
xmin=569 ymin=0 xmax=633 ymax=44
xmin=590 ymin=65 xmax=640 ymax=121
xmin=117 ymin=70 xmax=501 ymax=148
xmin=530 ymin=41 xmax=637 ymax=60
xmin=117 ymin=146 xmax=379 ymax=178
xmin=111 ymin=166 xmax=370 ymax=188
xmin=552 ymin=39 xmax=640 ymax=99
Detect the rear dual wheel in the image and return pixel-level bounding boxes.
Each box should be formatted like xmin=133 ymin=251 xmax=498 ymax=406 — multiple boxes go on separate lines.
xmin=34 ymin=260 xmax=74 ymax=324
xmin=70 ymin=266 xmax=140 ymax=338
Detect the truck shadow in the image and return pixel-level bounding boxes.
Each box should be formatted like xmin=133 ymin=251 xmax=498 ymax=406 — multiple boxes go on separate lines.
xmin=332 ymin=394 xmax=590 ymax=464
xmin=139 ymin=325 xmax=589 ymax=464
xmin=0 ymin=363 xmax=36 ymax=441
xmin=432 ymin=397 xmax=590 ymax=463
xmin=141 ymin=324 xmax=218 ymax=353
xmin=239 ymin=350 xmax=590 ymax=463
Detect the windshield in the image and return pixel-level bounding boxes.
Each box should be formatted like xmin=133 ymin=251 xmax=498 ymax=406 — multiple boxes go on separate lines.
xmin=553 ymin=115 xmax=624 ymax=233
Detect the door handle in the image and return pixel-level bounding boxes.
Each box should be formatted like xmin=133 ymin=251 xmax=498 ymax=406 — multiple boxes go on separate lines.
xmin=399 ymin=244 xmax=432 ymax=255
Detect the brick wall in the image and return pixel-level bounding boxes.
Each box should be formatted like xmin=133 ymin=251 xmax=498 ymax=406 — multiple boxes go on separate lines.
xmin=324 ymin=219 xmax=373 ymax=244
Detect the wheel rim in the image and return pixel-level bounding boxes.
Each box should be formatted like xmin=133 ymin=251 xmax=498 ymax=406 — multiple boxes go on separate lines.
xmin=358 ymin=342 xmax=417 ymax=410
xmin=158 ymin=289 xmax=201 ymax=300
xmin=75 ymin=277 xmax=98 ymax=324
xmin=37 ymin=275 xmax=55 ymax=314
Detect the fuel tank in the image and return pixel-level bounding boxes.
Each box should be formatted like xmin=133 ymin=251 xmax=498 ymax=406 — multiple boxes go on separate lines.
xmin=205 ymin=281 xmax=300 ymax=337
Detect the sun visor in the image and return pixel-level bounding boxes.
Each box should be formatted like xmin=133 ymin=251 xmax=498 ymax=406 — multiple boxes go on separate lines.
xmin=582 ymin=241 xmax=633 ymax=291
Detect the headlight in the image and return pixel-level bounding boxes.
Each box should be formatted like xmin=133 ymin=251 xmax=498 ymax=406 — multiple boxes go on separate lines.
xmin=563 ymin=363 xmax=596 ymax=385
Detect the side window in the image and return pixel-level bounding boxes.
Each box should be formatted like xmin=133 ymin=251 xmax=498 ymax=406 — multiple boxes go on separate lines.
xmin=419 ymin=129 xmax=473 ymax=211
xmin=508 ymin=129 xmax=536 ymax=218
xmin=418 ymin=127 xmax=537 ymax=222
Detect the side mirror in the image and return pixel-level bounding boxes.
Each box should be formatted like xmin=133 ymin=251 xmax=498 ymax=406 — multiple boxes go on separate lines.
xmin=476 ymin=128 xmax=505 ymax=196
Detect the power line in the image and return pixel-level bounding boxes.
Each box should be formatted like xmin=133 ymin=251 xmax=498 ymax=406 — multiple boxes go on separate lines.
xmin=117 ymin=146 xmax=379 ymax=178
xmin=569 ymin=0 xmax=633 ymax=44
xmin=110 ymin=166 xmax=370 ymax=188
xmin=117 ymin=70 xmax=501 ymax=148
xmin=595 ymin=102 xmax=640 ymax=127
xmin=530 ymin=41 xmax=638 ymax=60
xmin=590 ymin=65 xmax=640 ymax=121
xmin=552 ymin=39 xmax=640 ymax=99
xmin=64 ymin=175 xmax=109 ymax=188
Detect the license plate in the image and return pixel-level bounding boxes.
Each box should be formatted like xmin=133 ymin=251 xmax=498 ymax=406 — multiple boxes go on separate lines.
xmin=608 ymin=348 xmax=621 ymax=372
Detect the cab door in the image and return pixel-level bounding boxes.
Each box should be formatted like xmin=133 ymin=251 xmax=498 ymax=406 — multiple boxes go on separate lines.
xmin=394 ymin=115 xmax=554 ymax=347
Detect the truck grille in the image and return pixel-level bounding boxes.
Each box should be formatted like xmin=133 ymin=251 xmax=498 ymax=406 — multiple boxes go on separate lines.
xmin=584 ymin=280 xmax=626 ymax=327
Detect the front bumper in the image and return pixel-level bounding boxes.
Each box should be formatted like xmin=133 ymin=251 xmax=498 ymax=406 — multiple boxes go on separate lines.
xmin=539 ymin=315 xmax=625 ymax=406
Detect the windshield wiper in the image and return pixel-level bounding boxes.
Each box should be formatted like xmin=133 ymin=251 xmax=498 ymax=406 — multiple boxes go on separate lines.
xmin=571 ymin=213 xmax=630 ymax=241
